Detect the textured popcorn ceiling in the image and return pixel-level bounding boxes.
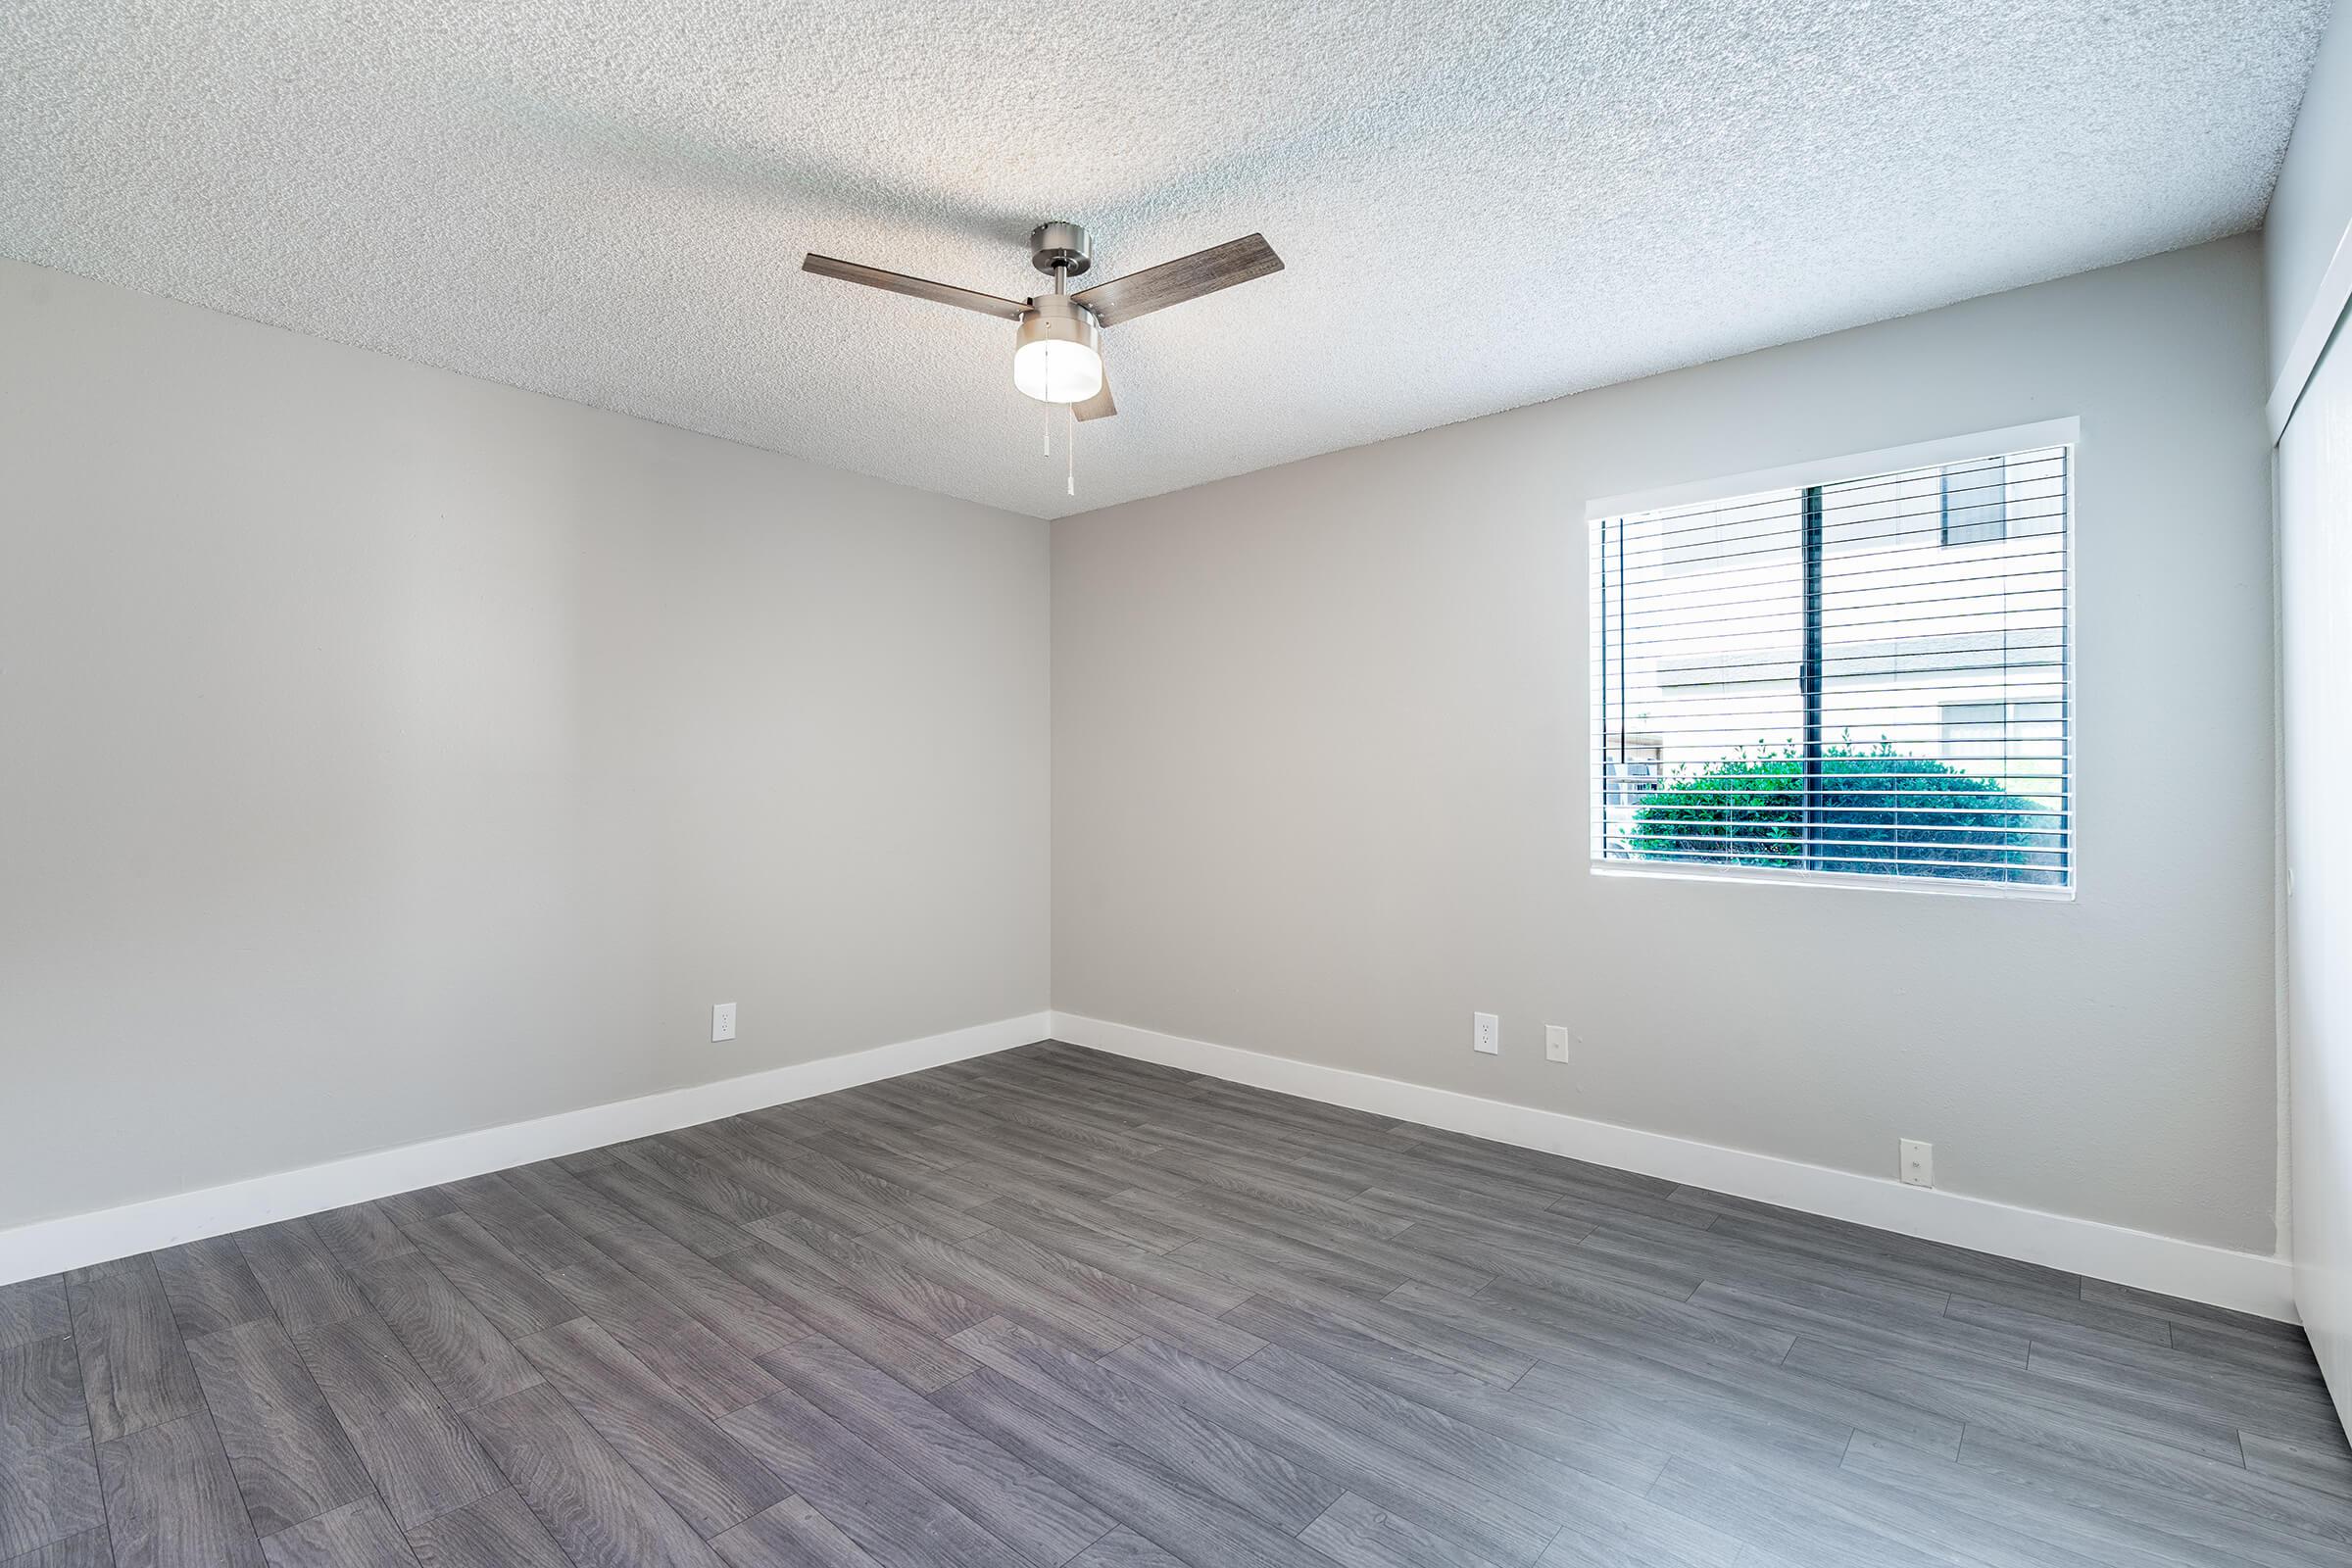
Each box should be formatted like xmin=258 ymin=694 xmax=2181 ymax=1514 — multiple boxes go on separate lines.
xmin=0 ymin=2 xmax=2328 ymax=518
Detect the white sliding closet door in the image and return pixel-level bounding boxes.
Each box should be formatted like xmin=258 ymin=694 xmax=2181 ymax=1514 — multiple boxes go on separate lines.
xmin=2282 ymin=322 xmax=2352 ymax=1423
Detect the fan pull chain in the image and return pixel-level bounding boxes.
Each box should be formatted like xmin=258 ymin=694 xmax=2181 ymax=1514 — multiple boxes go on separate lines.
xmin=1066 ymin=404 xmax=1076 ymax=497
xmin=1043 ymin=385 xmax=1052 ymax=457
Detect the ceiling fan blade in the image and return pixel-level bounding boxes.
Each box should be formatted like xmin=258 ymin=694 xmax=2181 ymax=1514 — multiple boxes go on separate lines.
xmin=802 ymin=254 xmax=1030 ymax=321
xmin=1074 ymin=369 xmax=1116 ymax=421
xmin=1071 ymin=233 xmax=1282 ymax=327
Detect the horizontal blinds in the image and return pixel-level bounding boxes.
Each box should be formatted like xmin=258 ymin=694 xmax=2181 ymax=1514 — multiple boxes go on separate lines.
xmin=1592 ymin=446 xmax=2070 ymax=887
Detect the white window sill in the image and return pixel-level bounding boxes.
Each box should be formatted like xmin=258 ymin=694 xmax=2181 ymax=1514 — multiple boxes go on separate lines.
xmin=1589 ymin=859 xmax=2077 ymax=902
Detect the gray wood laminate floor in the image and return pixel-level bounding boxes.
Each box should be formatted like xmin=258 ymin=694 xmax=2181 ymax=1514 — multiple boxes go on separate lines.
xmin=5 ymin=1041 xmax=2346 ymax=1568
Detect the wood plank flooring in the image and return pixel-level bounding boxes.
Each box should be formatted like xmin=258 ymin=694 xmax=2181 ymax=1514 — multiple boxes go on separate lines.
xmin=4 ymin=1041 xmax=2346 ymax=1567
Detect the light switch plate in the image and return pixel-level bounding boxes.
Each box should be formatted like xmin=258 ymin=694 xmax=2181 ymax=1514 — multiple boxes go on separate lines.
xmin=711 ymin=1002 xmax=737 ymax=1043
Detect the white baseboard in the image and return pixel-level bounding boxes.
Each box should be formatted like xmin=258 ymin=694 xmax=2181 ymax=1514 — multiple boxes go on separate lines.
xmin=10 ymin=1004 xmax=2295 ymax=1323
xmin=1053 ymin=1011 xmax=2298 ymax=1323
xmin=0 ymin=1011 xmax=1050 ymax=1286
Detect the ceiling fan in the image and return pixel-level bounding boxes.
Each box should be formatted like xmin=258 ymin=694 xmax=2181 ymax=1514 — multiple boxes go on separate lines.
xmin=802 ymin=222 xmax=1283 ymax=429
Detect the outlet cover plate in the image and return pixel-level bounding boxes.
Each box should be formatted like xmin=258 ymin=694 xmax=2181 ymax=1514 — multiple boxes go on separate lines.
xmin=711 ymin=1002 xmax=737 ymax=1043
xmin=1473 ymin=1012 xmax=1499 ymax=1054
xmin=1900 ymin=1138 xmax=1933 ymax=1187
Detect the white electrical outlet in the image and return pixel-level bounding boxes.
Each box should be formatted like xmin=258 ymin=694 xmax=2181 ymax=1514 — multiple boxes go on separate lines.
xmin=711 ymin=1002 xmax=737 ymax=1043
xmin=1544 ymin=1025 xmax=1570 ymax=1063
xmin=1473 ymin=1012 xmax=1499 ymax=1054
xmin=1900 ymin=1138 xmax=1934 ymax=1187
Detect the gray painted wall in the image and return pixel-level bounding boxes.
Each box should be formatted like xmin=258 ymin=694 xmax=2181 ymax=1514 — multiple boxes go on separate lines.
xmin=0 ymin=259 xmax=1051 ymax=1231
xmin=1054 ymin=235 xmax=2278 ymax=1253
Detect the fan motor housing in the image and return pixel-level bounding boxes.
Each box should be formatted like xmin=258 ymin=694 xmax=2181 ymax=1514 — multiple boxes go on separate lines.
xmin=1015 ymin=291 xmax=1101 ymax=353
xmin=1030 ymin=220 xmax=1092 ymax=277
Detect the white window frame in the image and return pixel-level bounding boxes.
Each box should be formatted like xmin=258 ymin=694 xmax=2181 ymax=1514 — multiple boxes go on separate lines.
xmin=1585 ymin=417 xmax=2080 ymax=902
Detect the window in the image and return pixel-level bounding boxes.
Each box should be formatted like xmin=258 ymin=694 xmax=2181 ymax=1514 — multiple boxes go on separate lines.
xmin=1939 ymin=456 xmax=2008 ymax=544
xmin=1937 ymin=701 xmax=2007 ymax=758
xmin=1592 ymin=437 xmax=2071 ymax=892
xmin=1601 ymin=734 xmax=1663 ymax=808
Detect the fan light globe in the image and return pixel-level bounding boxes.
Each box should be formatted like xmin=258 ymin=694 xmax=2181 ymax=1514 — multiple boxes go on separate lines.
xmin=1013 ymin=337 xmax=1103 ymax=404
xmin=1012 ymin=294 xmax=1103 ymax=405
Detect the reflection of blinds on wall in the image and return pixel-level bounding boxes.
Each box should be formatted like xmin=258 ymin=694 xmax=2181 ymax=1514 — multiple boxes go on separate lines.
xmin=1592 ymin=445 xmax=2071 ymax=890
